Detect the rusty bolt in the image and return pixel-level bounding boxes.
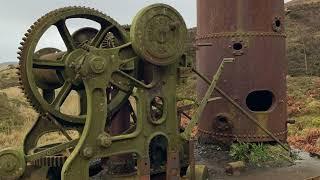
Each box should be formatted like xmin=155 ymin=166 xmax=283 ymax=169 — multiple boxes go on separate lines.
xmin=98 ymin=133 xmax=112 ymax=148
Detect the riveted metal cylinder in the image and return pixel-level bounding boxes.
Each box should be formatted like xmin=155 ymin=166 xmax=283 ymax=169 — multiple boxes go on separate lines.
xmin=196 ymin=0 xmax=287 ymax=142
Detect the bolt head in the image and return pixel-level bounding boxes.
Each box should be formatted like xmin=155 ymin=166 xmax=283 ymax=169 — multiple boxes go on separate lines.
xmin=90 ymin=56 xmax=105 ymax=74
xmin=83 ymin=147 xmax=94 ymax=158
xmin=98 ymin=133 xmax=112 ymax=148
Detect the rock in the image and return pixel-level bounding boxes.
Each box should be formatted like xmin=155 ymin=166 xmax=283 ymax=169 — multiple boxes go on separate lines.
xmin=225 ymin=161 xmax=246 ymax=176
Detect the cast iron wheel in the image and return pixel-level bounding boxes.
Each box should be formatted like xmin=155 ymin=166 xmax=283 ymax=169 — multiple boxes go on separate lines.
xmin=18 ymin=7 xmax=137 ymax=125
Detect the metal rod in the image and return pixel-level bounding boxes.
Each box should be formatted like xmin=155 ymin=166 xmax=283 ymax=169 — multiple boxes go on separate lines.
xmin=181 ymin=58 xmax=234 ymax=140
xmin=192 ymin=68 xmax=291 ymax=152
xmin=46 ymin=113 xmax=73 ymax=141
xmin=181 ymin=111 xmax=192 ymax=120
xmin=196 ymin=42 xmax=213 ymax=47
xmin=116 ymin=70 xmax=159 ymax=89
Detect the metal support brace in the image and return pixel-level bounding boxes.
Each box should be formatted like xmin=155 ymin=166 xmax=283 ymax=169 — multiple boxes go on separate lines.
xmin=181 ymin=58 xmax=234 ymax=140
xmin=192 ymin=67 xmax=291 ymax=153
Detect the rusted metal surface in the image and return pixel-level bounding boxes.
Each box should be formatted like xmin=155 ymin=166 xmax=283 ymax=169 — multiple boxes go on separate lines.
xmin=197 ymin=0 xmax=287 ymax=142
xmin=137 ymin=157 xmax=151 ymax=179
xmin=166 ymin=151 xmax=180 ymax=180
xmin=189 ymin=139 xmax=196 ymax=180
xmin=103 ymin=102 xmax=135 ymax=175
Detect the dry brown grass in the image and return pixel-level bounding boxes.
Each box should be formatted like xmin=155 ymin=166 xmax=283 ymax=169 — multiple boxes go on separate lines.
xmin=60 ymin=90 xmax=81 ymax=116
xmin=286 ymin=0 xmax=320 ymax=6
xmin=37 ymin=130 xmax=79 ymax=147
xmin=0 ymin=86 xmax=80 ymax=149
xmin=0 ymin=87 xmax=37 ymax=148
xmin=288 ymin=128 xmax=320 ymax=153
xmin=0 ymin=87 xmax=25 ymax=99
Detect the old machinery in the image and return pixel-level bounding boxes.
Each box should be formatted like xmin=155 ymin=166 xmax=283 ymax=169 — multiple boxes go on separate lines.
xmin=196 ymin=0 xmax=288 ymax=142
xmin=0 ymin=4 xmax=229 ymax=180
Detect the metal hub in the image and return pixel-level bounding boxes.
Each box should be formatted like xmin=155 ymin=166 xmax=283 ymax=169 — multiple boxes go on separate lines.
xmin=0 ymin=149 xmax=26 ymax=178
xmin=131 ymin=3 xmax=187 ymax=66
xmin=64 ymin=49 xmax=87 ymax=86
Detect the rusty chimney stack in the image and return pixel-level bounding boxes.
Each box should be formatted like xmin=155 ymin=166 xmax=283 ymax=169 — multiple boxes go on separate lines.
xmin=196 ymin=0 xmax=287 ymax=142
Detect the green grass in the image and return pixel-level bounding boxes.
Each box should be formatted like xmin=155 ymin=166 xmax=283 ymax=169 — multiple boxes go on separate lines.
xmin=289 ymin=115 xmax=320 ymax=136
xmin=229 ymin=143 xmax=295 ymax=168
xmin=287 ymin=76 xmax=320 ymax=136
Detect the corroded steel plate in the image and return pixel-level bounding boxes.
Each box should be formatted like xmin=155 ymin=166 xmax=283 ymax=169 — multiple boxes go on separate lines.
xmin=131 ymin=4 xmax=187 ymax=66
xmin=196 ymin=0 xmax=287 ymax=142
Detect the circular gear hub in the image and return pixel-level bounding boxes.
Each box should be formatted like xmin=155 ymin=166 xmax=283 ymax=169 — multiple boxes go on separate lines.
xmin=0 ymin=149 xmax=26 ymax=178
xmin=131 ymin=4 xmax=187 ymax=66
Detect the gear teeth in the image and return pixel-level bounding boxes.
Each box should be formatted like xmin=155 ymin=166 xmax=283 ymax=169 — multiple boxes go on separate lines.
xmin=17 ymin=6 xmax=128 ymax=119
xmin=18 ymin=46 xmax=23 ymax=51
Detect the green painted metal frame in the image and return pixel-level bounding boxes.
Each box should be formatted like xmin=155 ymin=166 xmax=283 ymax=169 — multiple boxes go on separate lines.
xmin=0 ymin=4 xmax=221 ymax=180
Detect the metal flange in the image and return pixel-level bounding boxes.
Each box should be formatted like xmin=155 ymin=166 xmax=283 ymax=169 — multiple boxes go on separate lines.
xmin=0 ymin=148 xmax=26 ymax=178
xmin=130 ymin=4 xmax=187 ymax=66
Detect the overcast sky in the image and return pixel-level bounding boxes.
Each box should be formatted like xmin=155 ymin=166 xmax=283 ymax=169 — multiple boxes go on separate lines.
xmin=0 ymin=0 xmax=292 ymax=62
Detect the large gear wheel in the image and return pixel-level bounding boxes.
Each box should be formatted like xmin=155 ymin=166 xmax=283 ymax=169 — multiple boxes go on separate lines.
xmin=17 ymin=6 xmax=137 ymax=125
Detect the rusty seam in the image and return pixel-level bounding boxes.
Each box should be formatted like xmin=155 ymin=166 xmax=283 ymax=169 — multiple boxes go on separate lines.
xmin=198 ymin=129 xmax=288 ymax=139
xmin=196 ymin=32 xmax=286 ymax=40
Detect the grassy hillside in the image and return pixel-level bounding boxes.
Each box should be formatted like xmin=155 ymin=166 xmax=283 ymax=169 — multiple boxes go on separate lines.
xmin=286 ymin=0 xmax=320 ymax=6
xmin=0 ymin=67 xmax=79 ymax=149
xmin=286 ymin=1 xmax=320 ymax=76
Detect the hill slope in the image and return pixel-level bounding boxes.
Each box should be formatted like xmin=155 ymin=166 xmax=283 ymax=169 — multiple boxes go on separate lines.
xmin=286 ymin=1 xmax=320 ymax=76
xmin=286 ymin=0 xmax=320 ymax=6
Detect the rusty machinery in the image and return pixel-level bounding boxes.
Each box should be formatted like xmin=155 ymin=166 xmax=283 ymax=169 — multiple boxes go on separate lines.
xmin=196 ymin=0 xmax=288 ymax=143
xmin=0 ymin=4 xmax=237 ymax=180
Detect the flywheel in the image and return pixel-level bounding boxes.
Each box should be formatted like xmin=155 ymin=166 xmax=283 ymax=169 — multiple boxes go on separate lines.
xmin=17 ymin=7 xmax=137 ymax=125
